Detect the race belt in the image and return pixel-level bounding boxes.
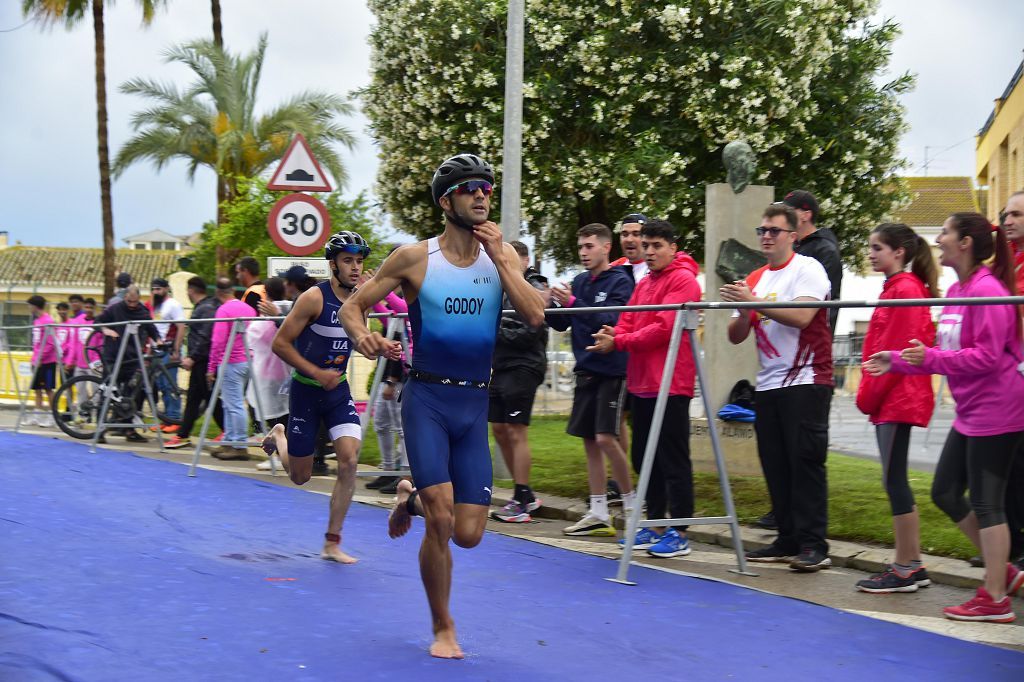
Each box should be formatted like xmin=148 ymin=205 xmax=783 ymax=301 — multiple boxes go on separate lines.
xmin=408 ymin=368 xmax=488 ymax=390
xmin=292 ymin=369 xmax=347 ymax=389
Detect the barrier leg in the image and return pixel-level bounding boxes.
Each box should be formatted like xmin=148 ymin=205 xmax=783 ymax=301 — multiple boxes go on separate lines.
xmin=132 ymin=331 xmax=165 ymax=453
xmin=7 ymin=343 xmax=27 ymax=432
xmin=189 ymin=321 xmax=238 ymax=477
xmin=242 ymin=327 xmax=272 ymax=474
xmin=689 ymin=316 xmax=756 ymax=577
xmin=607 ymin=308 xmax=685 ymax=586
xmin=90 ymin=324 xmax=133 ymax=454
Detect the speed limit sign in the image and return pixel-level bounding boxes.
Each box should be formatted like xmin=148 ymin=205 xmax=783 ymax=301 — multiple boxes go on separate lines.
xmin=267 ymin=193 xmax=332 ymax=256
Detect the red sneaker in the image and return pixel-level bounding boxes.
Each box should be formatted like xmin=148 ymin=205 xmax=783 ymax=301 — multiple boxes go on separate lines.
xmin=161 ymin=424 xmax=179 ymax=434
xmin=164 ymin=435 xmax=192 ymax=449
xmin=1008 ymin=562 xmax=1024 ymax=597
xmin=943 ymin=587 xmax=1015 ymax=623
xmin=211 ymin=433 xmax=224 ymax=443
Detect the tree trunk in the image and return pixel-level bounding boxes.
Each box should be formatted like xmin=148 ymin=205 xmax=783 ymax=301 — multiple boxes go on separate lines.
xmin=211 ymin=0 xmax=223 ymax=48
xmin=92 ymin=0 xmax=116 ymax=304
xmin=215 ymin=175 xmax=227 ymax=276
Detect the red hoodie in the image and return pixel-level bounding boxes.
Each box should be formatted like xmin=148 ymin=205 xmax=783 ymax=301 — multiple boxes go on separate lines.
xmin=855 ymin=272 xmax=936 ymax=426
xmin=614 ymin=251 xmax=702 ymax=396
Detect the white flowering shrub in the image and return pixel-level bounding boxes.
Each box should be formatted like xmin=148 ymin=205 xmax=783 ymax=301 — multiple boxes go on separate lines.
xmin=362 ymin=0 xmax=911 ymax=265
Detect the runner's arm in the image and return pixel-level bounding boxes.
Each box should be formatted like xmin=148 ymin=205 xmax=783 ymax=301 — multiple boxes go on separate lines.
xmin=271 ymin=288 xmax=339 ymax=386
xmin=341 ymin=248 xmax=409 ymax=358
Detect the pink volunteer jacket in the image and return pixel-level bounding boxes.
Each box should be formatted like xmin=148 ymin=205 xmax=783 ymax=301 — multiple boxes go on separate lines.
xmin=209 ymin=299 xmax=256 ymax=374
xmin=890 ymin=265 xmax=1024 ymax=437
xmin=31 ymin=313 xmax=58 ymax=365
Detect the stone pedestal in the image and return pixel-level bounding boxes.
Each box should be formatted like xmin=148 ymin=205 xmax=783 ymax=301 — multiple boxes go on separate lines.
xmin=702 ymin=183 xmax=773 ymax=412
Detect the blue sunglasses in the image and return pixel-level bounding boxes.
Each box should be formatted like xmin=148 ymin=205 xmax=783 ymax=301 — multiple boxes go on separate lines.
xmin=337 ymin=243 xmax=370 ymax=258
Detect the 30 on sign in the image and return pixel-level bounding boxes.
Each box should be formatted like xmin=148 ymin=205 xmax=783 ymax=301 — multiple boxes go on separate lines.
xmin=267 ymin=193 xmax=332 ymax=256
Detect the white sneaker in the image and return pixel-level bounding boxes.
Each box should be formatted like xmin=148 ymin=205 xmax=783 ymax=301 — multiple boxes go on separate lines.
xmin=38 ymin=415 xmax=54 ymax=428
xmin=23 ymin=413 xmax=39 ymax=426
xmin=257 ymin=455 xmax=282 ymax=471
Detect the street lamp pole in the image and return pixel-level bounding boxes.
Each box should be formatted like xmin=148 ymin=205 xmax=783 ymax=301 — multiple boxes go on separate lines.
xmin=500 ymin=0 xmax=525 ymax=243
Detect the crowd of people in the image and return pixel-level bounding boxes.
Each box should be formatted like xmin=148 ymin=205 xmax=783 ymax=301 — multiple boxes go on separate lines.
xmin=21 ymin=152 xmax=1024 ymax=648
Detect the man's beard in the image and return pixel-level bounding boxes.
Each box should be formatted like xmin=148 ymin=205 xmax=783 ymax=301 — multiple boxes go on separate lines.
xmin=152 ymin=293 xmax=166 ymax=307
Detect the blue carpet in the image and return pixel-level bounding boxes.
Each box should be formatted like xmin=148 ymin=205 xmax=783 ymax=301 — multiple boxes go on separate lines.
xmin=1 ymin=431 xmax=1022 ymax=681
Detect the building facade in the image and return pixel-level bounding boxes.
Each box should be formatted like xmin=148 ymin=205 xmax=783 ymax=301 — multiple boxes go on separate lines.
xmin=976 ymin=58 xmax=1024 ymax=220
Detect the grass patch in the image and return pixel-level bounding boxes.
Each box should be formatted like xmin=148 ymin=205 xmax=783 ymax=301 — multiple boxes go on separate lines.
xmin=363 ymin=414 xmax=974 ymax=560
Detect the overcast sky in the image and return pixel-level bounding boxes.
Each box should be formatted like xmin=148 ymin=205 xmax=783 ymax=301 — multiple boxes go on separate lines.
xmin=1 ymin=0 xmax=1022 ymax=249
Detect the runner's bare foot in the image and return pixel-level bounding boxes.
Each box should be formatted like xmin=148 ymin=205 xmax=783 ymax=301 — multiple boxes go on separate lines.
xmin=430 ymin=626 xmax=464 ymax=659
xmin=388 ymin=480 xmax=415 ymax=539
xmin=320 ymin=542 xmax=358 ymax=564
xmin=261 ymin=423 xmax=284 ymax=455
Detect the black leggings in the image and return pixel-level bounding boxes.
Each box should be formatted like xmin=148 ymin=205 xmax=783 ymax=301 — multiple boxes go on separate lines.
xmin=932 ymin=428 xmax=1024 ymax=529
xmin=876 ymin=423 xmax=915 ymax=516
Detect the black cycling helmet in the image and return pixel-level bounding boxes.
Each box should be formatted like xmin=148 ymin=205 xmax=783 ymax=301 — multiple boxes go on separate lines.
xmin=431 ymin=153 xmax=495 ymax=205
xmin=325 ymin=230 xmax=370 ymax=261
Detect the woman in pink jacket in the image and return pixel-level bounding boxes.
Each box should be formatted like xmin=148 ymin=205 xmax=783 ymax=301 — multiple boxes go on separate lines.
xmin=865 ymin=213 xmax=1024 ymax=623
xmin=855 ymin=223 xmax=938 ymax=594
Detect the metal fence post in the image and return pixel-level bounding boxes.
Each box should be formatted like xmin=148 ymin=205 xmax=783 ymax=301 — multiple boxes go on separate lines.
xmin=90 ymin=323 xmax=134 ymax=454
xmin=608 ymin=307 xmax=686 ymax=585
xmin=189 ymin=320 xmax=240 ymax=477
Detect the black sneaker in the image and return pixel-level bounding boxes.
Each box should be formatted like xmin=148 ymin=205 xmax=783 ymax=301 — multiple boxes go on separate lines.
xmin=969 ymin=555 xmax=984 ymax=568
xmin=312 ymin=460 xmax=329 ymax=476
xmin=755 ymin=511 xmax=778 ymax=530
xmin=606 ymin=479 xmax=623 ymax=506
xmin=366 ymin=476 xmax=393 ymax=490
xmin=124 ymin=431 xmax=148 ymax=443
xmin=745 ymin=545 xmax=796 ymax=563
xmin=909 ymin=566 xmax=931 ymax=587
xmin=379 ymin=478 xmax=400 ymax=495
xmin=790 ymin=549 xmax=832 ymax=572
xmin=856 ymin=566 xmax=919 ymax=593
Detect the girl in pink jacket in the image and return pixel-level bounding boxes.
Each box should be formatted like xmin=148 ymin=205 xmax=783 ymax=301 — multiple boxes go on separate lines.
xmin=865 ymin=212 xmax=1024 ymax=623
xmin=855 ymin=223 xmax=938 ymax=595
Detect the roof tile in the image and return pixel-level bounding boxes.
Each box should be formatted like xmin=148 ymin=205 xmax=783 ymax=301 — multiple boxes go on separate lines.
xmin=0 ymin=247 xmax=180 ymax=288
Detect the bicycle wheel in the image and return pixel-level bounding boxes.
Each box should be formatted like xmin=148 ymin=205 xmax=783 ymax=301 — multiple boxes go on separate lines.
xmin=51 ymin=375 xmax=117 ymax=440
xmin=150 ymin=358 xmax=184 ymax=426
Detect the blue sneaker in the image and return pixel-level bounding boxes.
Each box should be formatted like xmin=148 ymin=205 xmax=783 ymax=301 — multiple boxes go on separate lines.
xmin=647 ymin=529 xmax=691 ymax=558
xmin=618 ymin=527 xmax=663 ymax=550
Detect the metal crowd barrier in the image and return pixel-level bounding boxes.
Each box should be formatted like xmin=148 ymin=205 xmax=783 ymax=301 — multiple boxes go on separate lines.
xmin=8 ymin=293 xmax=1024 ymax=586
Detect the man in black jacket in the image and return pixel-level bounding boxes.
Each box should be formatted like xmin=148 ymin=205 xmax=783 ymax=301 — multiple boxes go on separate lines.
xmin=166 ymin=277 xmax=224 ymax=449
xmin=95 ymin=285 xmax=160 ymax=442
xmin=783 ymin=190 xmax=842 ymax=335
xmin=550 ymin=223 xmax=636 ymax=536
xmin=489 ymin=241 xmax=549 ymax=523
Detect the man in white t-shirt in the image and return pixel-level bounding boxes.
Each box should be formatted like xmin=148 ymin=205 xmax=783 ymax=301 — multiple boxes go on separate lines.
xmin=720 ymin=203 xmax=834 ymax=573
xmin=147 ymin=277 xmax=186 ymax=426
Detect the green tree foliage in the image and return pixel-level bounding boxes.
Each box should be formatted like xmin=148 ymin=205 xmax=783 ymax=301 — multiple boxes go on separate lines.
xmin=188 ymin=177 xmax=386 ymax=281
xmin=362 ymin=0 xmax=912 ymax=265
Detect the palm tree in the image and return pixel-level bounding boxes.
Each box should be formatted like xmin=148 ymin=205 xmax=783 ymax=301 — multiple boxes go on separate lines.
xmin=210 ymin=0 xmax=222 ymax=47
xmin=113 ymin=34 xmax=355 ymax=273
xmin=22 ymin=0 xmax=166 ymax=302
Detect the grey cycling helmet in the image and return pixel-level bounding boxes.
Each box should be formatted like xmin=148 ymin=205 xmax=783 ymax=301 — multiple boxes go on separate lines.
xmin=325 ymin=230 xmax=370 ymax=261
xmin=430 ymin=153 xmax=495 ymax=205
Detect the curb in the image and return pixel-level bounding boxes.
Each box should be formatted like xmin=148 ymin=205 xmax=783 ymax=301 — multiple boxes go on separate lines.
xmin=489 ymin=487 xmax=987 ymax=591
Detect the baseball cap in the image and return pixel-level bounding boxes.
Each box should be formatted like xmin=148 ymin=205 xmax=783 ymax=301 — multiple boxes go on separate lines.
xmin=620 ymin=213 xmax=648 ymax=226
xmin=782 ymin=190 xmax=819 ymax=221
xmin=150 ymin=277 xmax=169 ymax=288
xmin=281 ymin=265 xmax=309 ymax=283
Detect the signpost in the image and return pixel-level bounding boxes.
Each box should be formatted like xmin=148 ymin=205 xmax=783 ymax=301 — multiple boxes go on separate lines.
xmin=267 ymin=134 xmax=334 ymax=257
xmin=266 ymin=256 xmax=331 ymax=280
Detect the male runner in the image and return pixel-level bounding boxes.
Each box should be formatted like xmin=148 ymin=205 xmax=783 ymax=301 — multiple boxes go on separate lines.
xmin=341 ymin=153 xmax=545 ymax=659
xmin=269 ymin=230 xmax=385 ymax=564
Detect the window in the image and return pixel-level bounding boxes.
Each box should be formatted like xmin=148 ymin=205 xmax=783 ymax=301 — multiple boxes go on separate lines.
xmin=162 ymin=242 xmax=178 ymax=251
xmin=134 ymin=243 xmax=146 ymax=250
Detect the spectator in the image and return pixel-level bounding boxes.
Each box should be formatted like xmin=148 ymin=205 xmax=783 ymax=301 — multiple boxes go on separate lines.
xmin=489 ymin=241 xmax=550 ymax=523
xmin=550 ymin=223 xmax=636 ymax=537
xmin=94 ymin=285 xmax=160 ymax=443
xmin=248 ymin=277 xmax=291 ymax=472
xmin=854 ymin=223 xmax=938 ymax=594
xmin=165 ymin=277 xmax=224 ymax=450
xmin=783 ymin=190 xmax=842 ymax=334
xmin=207 ymin=277 xmax=256 ymax=460
xmin=281 ymin=265 xmax=318 ymax=300
xmin=1001 ymin=191 xmax=1024 ymax=570
xmin=107 ymin=272 xmax=132 ymax=307
xmin=27 ymin=295 xmax=57 ymax=427
xmin=65 ymin=297 xmax=102 ymax=411
xmin=146 ymin=277 xmax=186 ymax=428
xmin=236 ymin=257 xmax=265 ymax=310
xmin=54 ymin=302 xmax=72 ymax=374
xmin=589 ymin=219 xmax=702 ymax=559
xmin=721 ymin=204 xmax=834 ymax=572
xmin=68 ymin=293 xmax=85 ymax=318
xmin=865 ymin=212 xmax=1024 ymax=623
xmin=367 ymin=273 xmax=411 ymax=494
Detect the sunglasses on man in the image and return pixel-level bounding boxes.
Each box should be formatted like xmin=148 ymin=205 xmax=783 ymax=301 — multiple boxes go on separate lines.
xmin=755 ymin=226 xmax=796 ymax=238
xmin=336 ymin=243 xmax=371 ymax=258
xmin=443 ymin=179 xmax=494 ymax=198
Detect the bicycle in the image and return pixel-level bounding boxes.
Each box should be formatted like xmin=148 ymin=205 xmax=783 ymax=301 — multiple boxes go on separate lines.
xmin=51 ymin=341 xmax=184 ymax=439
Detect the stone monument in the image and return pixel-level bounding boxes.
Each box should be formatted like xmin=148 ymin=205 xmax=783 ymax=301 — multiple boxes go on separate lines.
xmin=702 ymin=141 xmax=771 ymax=414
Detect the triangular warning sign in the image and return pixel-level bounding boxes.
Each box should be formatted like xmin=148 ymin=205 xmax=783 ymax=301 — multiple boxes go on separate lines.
xmin=267 ymin=134 xmax=333 ymax=192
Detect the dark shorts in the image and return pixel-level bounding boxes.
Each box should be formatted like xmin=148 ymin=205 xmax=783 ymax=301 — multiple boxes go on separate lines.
xmin=286 ymin=380 xmax=361 ymax=457
xmin=487 ymin=368 xmax=543 ymax=425
xmin=566 ymin=372 xmax=627 ymax=439
xmin=31 ymin=363 xmax=56 ymax=390
xmin=402 ymin=379 xmax=492 ymax=506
